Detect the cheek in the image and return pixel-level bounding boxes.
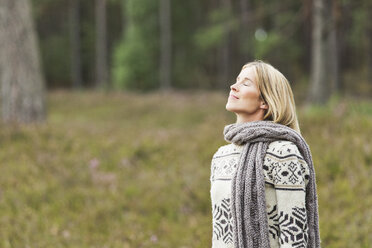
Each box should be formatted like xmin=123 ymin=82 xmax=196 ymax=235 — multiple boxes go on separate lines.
xmin=241 ymin=88 xmax=260 ymax=102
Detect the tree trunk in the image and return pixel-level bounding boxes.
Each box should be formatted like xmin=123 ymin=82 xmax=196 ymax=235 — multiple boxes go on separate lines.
xmin=238 ymin=0 xmax=252 ymax=65
xmin=69 ymin=0 xmax=82 ymax=89
xmin=303 ymin=0 xmax=313 ymax=71
xmin=239 ymin=0 xmax=250 ymax=27
xmin=308 ymin=0 xmax=332 ymax=104
xmin=95 ymin=0 xmax=108 ymax=89
xmin=159 ymin=0 xmax=172 ymax=90
xmin=368 ymin=2 xmax=372 ymax=85
xmin=219 ymin=0 xmax=232 ymax=89
xmin=328 ymin=0 xmax=340 ymax=94
xmin=0 ymin=0 xmax=46 ymax=124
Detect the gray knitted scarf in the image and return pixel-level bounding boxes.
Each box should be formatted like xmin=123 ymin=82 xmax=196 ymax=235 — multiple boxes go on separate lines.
xmin=223 ymin=120 xmax=321 ymax=248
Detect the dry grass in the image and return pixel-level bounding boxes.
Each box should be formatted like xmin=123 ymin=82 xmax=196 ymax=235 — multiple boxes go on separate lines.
xmin=0 ymin=89 xmax=371 ymax=247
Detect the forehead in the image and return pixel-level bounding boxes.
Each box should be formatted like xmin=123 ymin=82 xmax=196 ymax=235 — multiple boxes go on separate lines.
xmin=237 ymin=66 xmax=256 ymax=80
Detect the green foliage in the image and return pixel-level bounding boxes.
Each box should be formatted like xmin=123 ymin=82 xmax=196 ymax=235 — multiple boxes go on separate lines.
xmin=169 ymin=0 xmax=202 ymax=88
xmin=194 ymin=8 xmax=238 ymax=51
xmin=30 ymin=0 xmax=372 ymax=93
xmin=40 ymin=34 xmax=70 ymax=86
xmin=348 ymin=2 xmax=369 ymax=46
xmin=32 ymin=0 xmax=71 ymax=87
xmin=252 ymin=30 xmax=302 ymax=68
xmin=347 ymin=3 xmax=370 ymax=69
xmin=112 ymin=0 xmax=159 ymax=91
xmin=0 ymin=91 xmax=371 ymax=247
xmin=194 ymin=23 xmax=226 ymax=51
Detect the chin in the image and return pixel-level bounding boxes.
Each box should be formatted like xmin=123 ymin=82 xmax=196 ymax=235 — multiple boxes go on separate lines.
xmin=225 ymin=103 xmax=236 ymax=113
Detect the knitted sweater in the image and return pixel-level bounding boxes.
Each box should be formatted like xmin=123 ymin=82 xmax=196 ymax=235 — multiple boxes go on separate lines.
xmin=210 ymin=140 xmax=310 ymax=248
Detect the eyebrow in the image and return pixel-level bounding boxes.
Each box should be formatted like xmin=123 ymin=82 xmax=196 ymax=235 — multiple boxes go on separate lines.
xmin=236 ymin=76 xmax=253 ymax=83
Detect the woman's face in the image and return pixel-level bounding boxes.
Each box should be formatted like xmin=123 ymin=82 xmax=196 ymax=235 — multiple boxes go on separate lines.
xmin=226 ymin=66 xmax=267 ymax=122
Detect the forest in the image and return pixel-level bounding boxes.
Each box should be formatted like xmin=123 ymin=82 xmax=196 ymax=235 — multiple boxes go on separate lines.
xmin=22 ymin=0 xmax=372 ymax=98
xmin=0 ymin=0 xmax=371 ymax=247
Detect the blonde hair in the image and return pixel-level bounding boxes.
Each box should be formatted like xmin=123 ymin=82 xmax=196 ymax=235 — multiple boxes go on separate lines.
xmin=242 ymin=60 xmax=301 ymax=134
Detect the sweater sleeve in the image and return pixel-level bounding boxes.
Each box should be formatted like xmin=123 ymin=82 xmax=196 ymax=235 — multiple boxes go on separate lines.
xmin=272 ymin=142 xmax=310 ymax=248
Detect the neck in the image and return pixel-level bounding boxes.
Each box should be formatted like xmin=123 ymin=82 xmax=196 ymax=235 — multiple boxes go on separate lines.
xmin=235 ymin=111 xmax=264 ymax=124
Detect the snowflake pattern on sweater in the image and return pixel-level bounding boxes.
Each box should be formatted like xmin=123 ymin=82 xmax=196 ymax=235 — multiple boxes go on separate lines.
xmin=210 ymin=140 xmax=310 ymax=248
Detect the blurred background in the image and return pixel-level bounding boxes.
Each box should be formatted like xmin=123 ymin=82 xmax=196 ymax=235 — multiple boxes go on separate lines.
xmin=0 ymin=0 xmax=371 ymax=247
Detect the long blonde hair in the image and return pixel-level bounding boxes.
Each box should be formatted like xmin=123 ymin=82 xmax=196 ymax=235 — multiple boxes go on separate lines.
xmin=242 ymin=60 xmax=301 ymax=134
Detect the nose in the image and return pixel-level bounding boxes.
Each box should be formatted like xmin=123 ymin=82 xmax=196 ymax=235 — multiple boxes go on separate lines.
xmin=230 ymin=82 xmax=238 ymax=91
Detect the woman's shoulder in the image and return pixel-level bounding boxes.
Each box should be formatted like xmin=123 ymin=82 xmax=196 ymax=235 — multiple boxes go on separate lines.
xmin=213 ymin=141 xmax=303 ymax=159
xmin=212 ymin=143 xmax=244 ymax=159
xmin=267 ymin=140 xmax=304 ymax=160
xmin=264 ymin=140 xmax=310 ymax=187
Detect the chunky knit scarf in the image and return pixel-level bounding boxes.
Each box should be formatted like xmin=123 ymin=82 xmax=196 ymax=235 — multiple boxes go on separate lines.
xmin=223 ymin=120 xmax=321 ymax=248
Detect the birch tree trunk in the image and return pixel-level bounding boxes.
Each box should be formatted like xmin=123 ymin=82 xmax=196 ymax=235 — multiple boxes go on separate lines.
xmin=0 ymin=0 xmax=46 ymax=124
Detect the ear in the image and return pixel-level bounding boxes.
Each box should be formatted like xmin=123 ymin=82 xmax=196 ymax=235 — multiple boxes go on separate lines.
xmin=260 ymin=101 xmax=268 ymax=110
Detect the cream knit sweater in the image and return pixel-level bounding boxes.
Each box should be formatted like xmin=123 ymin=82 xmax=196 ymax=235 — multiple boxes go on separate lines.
xmin=210 ymin=140 xmax=310 ymax=248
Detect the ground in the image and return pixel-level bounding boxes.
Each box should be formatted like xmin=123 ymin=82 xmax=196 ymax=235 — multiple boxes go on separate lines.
xmin=0 ymin=90 xmax=371 ymax=247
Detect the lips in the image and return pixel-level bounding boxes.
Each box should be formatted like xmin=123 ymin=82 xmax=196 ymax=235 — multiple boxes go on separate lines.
xmin=229 ymin=94 xmax=239 ymax=99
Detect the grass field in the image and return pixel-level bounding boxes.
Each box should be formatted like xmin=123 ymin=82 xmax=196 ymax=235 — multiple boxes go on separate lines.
xmin=0 ymin=90 xmax=371 ymax=247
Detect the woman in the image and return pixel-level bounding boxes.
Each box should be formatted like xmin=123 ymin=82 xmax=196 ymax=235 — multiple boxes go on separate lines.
xmin=210 ymin=60 xmax=321 ymax=248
